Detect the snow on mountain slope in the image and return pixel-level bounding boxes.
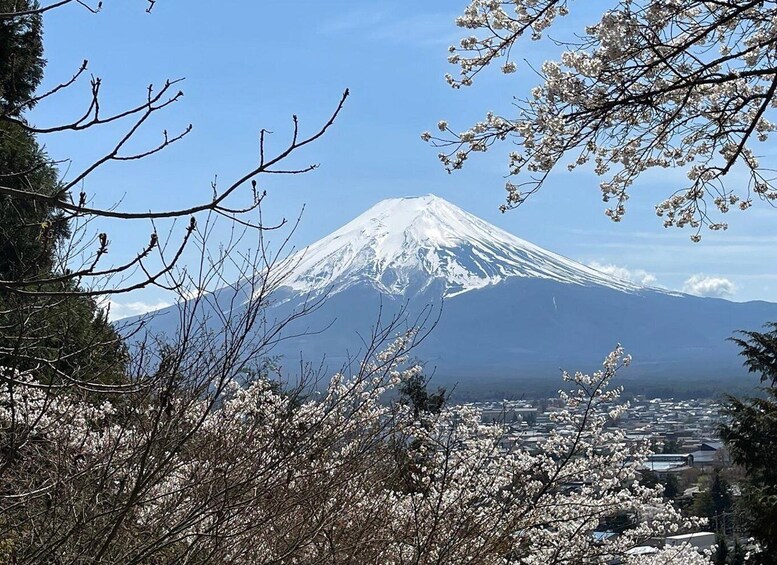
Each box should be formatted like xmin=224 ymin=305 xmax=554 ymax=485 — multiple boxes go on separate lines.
xmin=127 ymin=194 xmax=777 ymax=388
xmin=281 ymin=195 xmax=642 ymax=298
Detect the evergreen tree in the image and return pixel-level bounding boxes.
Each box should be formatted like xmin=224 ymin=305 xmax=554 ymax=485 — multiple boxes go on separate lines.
xmin=398 ymin=371 xmax=445 ymax=418
xmin=692 ymin=471 xmax=733 ymax=533
xmin=721 ymin=389 xmax=777 ymax=564
xmin=391 ymin=371 xmax=447 ymax=494
xmin=639 ymin=469 xmax=679 ymax=500
xmin=729 ymin=323 xmax=777 ymax=387
xmin=0 ymin=122 xmax=69 ymax=282
xmin=721 ymin=326 xmax=777 ymax=564
xmin=0 ymin=1 xmax=126 ymax=384
xmin=713 ymin=533 xmax=728 ymax=565
xmin=0 ymin=0 xmax=44 ymax=116
xmin=710 ymin=472 xmax=734 ymax=525
xmin=0 ymin=0 xmax=65 ymax=281
xmin=663 ymin=473 xmax=680 ymax=500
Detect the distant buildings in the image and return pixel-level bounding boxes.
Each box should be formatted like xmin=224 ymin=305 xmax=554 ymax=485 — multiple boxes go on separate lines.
xmin=460 ymin=396 xmax=740 ymax=558
xmin=464 ymin=396 xmax=728 ymax=466
xmin=643 ymin=453 xmax=693 ymax=475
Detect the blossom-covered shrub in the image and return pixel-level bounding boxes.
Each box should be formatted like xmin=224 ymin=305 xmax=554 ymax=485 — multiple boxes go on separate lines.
xmin=1 ymin=341 xmax=711 ymax=563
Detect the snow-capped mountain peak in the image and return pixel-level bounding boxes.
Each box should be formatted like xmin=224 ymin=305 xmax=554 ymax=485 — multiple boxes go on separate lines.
xmin=282 ymin=195 xmax=640 ymax=298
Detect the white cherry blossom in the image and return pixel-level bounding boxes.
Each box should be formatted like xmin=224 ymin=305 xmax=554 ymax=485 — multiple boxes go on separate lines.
xmin=0 ymin=341 xmax=719 ymax=563
xmin=429 ymin=0 xmax=777 ymax=240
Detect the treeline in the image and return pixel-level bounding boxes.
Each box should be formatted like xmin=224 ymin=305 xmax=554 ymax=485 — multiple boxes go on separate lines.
xmin=440 ymin=375 xmax=763 ymax=403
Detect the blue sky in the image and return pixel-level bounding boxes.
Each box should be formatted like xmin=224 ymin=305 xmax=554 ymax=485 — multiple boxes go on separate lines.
xmin=30 ymin=1 xmax=777 ymax=316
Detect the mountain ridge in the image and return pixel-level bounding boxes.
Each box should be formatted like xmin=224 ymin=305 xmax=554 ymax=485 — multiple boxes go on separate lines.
xmin=279 ymin=194 xmax=644 ymax=299
xmin=127 ymin=194 xmax=777 ymax=397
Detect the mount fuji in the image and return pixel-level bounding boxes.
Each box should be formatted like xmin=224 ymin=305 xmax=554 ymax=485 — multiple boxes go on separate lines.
xmin=280 ymin=195 xmax=639 ymax=299
xmin=133 ymin=195 xmax=777 ymax=397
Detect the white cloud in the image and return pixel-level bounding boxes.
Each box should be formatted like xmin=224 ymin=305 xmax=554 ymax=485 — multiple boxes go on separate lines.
xmin=682 ymin=274 xmax=736 ymax=298
xmin=107 ymin=300 xmax=172 ymax=321
xmin=588 ymin=262 xmax=657 ymax=287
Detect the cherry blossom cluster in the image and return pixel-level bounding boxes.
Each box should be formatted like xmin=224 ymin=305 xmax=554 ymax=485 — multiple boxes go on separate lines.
xmin=425 ymin=0 xmax=777 ymax=239
xmin=1 ymin=342 xmax=723 ymax=562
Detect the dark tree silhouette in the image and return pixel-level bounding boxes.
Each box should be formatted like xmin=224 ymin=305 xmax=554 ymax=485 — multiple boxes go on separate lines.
xmin=730 ymin=322 xmax=777 ymax=387
xmin=722 ymin=325 xmax=777 ymax=563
